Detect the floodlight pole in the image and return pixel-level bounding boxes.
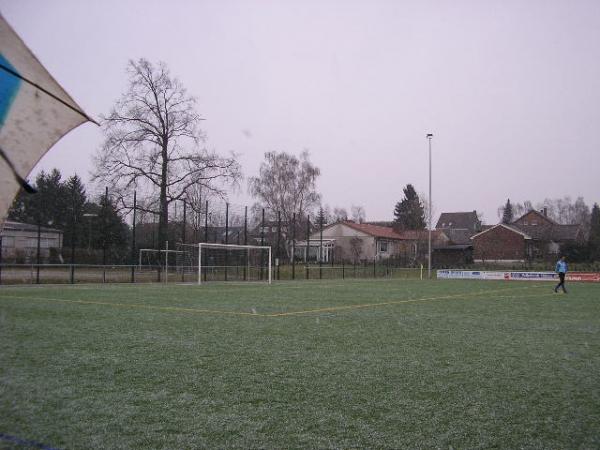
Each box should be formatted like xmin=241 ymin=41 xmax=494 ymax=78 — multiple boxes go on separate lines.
xmin=426 ymin=133 xmax=433 ymax=279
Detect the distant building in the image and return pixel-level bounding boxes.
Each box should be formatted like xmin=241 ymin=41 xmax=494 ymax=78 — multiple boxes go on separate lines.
xmin=0 ymin=220 xmax=63 ymax=263
xmin=433 ymin=211 xmax=481 ymax=266
xmin=293 ymin=221 xmax=448 ymax=265
xmin=471 ymin=209 xmax=583 ymax=262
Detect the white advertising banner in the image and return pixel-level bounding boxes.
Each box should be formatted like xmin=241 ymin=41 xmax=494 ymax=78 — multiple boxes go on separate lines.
xmin=437 ymin=270 xmax=600 ymax=282
xmin=437 ymin=270 xmax=555 ymax=281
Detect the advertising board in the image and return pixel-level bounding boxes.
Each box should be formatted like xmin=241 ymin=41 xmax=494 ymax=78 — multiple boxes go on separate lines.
xmin=437 ymin=270 xmax=599 ymax=282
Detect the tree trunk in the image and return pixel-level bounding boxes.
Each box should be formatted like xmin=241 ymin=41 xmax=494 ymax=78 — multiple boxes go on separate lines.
xmin=158 ymin=141 xmax=169 ymax=250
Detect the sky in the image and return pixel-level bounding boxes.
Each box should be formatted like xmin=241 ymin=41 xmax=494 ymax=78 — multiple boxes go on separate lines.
xmin=1 ymin=0 xmax=599 ymax=224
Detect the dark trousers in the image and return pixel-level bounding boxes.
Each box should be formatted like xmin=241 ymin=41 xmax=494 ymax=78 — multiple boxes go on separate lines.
xmin=555 ymin=272 xmax=567 ymax=293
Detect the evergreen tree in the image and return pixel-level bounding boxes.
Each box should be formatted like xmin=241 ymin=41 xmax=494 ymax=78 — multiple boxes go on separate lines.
xmin=63 ymin=175 xmax=88 ymax=255
xmin=589 ymin=202 xmax=600 ymax=261
xmin=502 ymin=199 xmax=513 ymax=224
xmin=316 ymin=207 xmax=327 ymax=228
xmin=393 ymin=184 xmax=426 ymax=230
xmin=8 ymin=169 xmax=69 ymax=227
xmin=94 ymin=192 xmax=130 ymax=263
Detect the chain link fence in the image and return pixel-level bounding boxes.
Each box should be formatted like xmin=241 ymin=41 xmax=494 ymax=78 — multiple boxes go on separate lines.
xmin=0 ymin=190 xmax=424 ymax=285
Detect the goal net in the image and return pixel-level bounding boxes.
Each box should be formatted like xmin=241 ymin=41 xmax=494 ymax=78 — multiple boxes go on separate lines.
xmin=177 ymin=243 xmax=272 ymax=284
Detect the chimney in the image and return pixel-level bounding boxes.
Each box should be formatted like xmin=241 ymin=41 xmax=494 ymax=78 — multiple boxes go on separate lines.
xmin=542 ymin=207 xmax=547 ymax=217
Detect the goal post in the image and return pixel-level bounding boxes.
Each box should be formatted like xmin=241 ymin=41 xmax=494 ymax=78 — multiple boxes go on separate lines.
xmin=177 ymin=242 xmax=272 ymax=285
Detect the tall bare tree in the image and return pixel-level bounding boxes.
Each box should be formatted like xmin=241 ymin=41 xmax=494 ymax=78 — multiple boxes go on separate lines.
xmin=351 ymin=205 xmax=366 ymax=224
xmin=94 ymin=59 xmax=240 ymax=249
xmin=248 ymin=150 xmax=321 ymax=225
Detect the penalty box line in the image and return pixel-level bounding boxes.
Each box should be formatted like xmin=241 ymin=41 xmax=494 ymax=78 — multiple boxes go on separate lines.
xmin=0 ymin=285 xmax=550 ymax=319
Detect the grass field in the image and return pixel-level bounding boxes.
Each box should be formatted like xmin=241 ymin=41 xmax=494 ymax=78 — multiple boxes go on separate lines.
xmin=1 ymin=279 xmax=599 ymax=449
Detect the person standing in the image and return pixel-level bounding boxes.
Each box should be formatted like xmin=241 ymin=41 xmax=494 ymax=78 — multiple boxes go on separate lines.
xmin=554 ymin=256 xmax=568 ymax=293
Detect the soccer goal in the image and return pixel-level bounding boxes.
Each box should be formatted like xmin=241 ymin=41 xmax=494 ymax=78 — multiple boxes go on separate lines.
xmin=177 ymin=243 xmax=272 ymax=285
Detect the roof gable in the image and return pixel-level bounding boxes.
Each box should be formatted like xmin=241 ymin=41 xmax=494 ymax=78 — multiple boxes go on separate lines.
xmin=470 ymin=223 xmax=531 ymax=240
xmin=512 ymin=210 xmax=556 ymax=226
xmin=436 ymin=211 xmax=480 ymax=230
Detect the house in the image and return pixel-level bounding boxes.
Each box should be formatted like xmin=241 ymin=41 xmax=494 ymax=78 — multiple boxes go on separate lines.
xmin=0 ymin=220 xmax=64 ymax=263
xmin=436 ymin=211 xmax=481 ymax=246
xmin=471 ymin=209 xmax=582 ymax=262
xmin=293 ymin=221 xmax=447 ymax=264
xmin=433 ymin=211 xmax=482 ymax=265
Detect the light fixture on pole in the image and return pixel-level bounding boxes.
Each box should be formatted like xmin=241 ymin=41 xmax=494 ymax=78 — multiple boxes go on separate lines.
xmin=426 ymin=133 xmax=433 ymax=279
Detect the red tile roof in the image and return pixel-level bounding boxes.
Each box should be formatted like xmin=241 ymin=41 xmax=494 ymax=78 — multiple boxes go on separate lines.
xmin=341 ymin=221 xmax=443 ymax=241
xmin=342 ymin=221 xmax=404 ymax=239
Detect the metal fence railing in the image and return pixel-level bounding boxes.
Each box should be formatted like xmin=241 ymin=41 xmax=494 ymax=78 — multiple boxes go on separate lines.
xmin=0 ymin=263 xmax=424 ymax=286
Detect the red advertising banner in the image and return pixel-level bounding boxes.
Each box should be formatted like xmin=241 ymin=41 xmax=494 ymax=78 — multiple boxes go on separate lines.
xmin=566 ymin=272 xmax=600 ymax=282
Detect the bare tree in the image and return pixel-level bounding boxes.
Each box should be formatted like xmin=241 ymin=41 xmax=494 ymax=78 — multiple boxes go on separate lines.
xmin=333 ymin=207 xmax=348 ymax=222
xmin=350 ymin=205 xmax=366 ymax=223
xmin=248 ymin=150 xmax=321 ymax=225
xmin=93 ymin=59 xmax=241 ymax=249
xmin=349 ymin=237 xmax=364 ymax=263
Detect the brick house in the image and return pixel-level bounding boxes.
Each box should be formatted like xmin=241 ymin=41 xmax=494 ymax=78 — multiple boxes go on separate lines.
xmin=471 ymin=209 xmax=583 ymax=262
xmin=471 ymin=223 xmax=532 ymax=262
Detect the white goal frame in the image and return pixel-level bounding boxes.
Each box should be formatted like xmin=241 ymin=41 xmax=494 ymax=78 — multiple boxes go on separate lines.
xmin=197 ymin=242 xmax=272 ymax=285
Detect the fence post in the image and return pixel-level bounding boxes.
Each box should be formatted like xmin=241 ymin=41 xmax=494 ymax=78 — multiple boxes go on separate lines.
xmin=70 ymin=184 xmax=76 ymax=284
xmin=225 ymin=203 xmax=229 ymax=281
xmin=36 ymin=219 xmax=41 ymax=284
xmin=244 ymin=206 xmax=248 ymax=281
xmin=204 ymin=200 xmax=208 ymax=282
xmin=319 ymin=213 xmax=323 ymax=280
xmin=180 ymin=198 xmax=187 ymax=282
xmin=276 ymin=210 xmax=281 ymax=281
xmin=373 ymin=258 xmax=376 ymax=278
xmin=102 ymin=186 xmax=108 ymax=284
xmin=306 ymin=215 xmax=310 ymax=280
xmin=131 ymin=190 xmax=137 ymax=283
xmin=291 ymin=212 xmax=296 ymax=280
xmin=261 ymin=208 xmax=265 ymax=280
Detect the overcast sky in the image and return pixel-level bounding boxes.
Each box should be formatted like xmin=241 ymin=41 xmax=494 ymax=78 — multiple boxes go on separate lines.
xmin=1 ymin=0 xmax=599 ymax=224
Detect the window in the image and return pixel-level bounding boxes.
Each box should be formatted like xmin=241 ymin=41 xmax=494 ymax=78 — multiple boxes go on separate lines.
xmin=1 ymin=236 xmax=15 ymax=248
xmin=378 ymin=241 xmax=388 ymax=253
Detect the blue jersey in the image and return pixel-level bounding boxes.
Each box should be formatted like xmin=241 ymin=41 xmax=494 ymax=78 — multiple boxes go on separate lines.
xmin=556 ymin=260 xmax=568 ymax=273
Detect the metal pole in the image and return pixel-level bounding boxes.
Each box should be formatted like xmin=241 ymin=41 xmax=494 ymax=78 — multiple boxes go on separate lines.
xmin=306 ymin=215 xmax=310 ymax=280
xmin=225 ymin=203 xmax=229 ymax=281
xmin=204 ymin=200 xmax=208 ymax=282
xmin=165 ymin=240 xmax=169 ymax=284
xmin=182 ymin=199 xmax=186 ymax=283
xmin=198 ymin=243 xmax=202 ymax=285
xmin=276 ymin=210 xmax=281 ymax=280
xmin=291 ymin=213 xmax=296 ymax=280
xmin=319 ymin=213 xmax=323 ymax=279
xmin=427 ymin=133 xmax=433 ymax=279
xmin=36 ymin=220 xmax=41 ymax=284
xmin=182 ymin=199 xmax=187 ymax=244
xmin=103 ymin=186 xmax=108 ymax=283
xmin=70 ymin=186 xmax=76 ymax=284
xmin=261 ymin=208 xmax=265 ymax=280
xmin=244 ymin=206 xmax=248 ymax=281
xmin=131 ymin=190 xmax=137 ymax=283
